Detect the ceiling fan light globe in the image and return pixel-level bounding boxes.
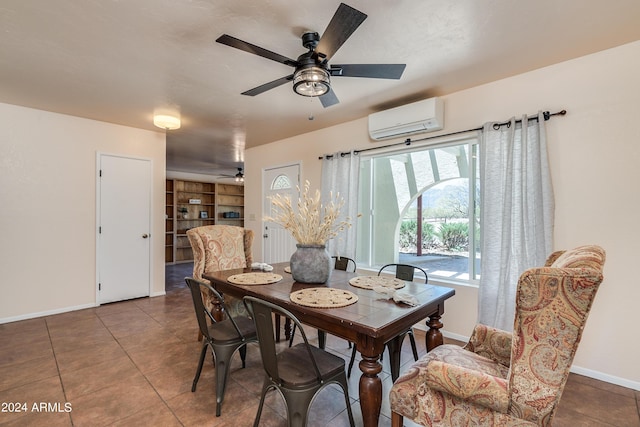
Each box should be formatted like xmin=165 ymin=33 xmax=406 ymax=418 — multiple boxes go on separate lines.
xmin=293 ymin=66 xmax=330 ymax=97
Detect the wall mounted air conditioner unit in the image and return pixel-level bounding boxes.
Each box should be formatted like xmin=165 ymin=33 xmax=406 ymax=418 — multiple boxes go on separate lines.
xmin=368 ymin=97 xmax=444 ymax=141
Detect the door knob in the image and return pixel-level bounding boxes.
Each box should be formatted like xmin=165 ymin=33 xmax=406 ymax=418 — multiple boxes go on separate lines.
xmin=142 ymin=234 xmax=149 ymax=238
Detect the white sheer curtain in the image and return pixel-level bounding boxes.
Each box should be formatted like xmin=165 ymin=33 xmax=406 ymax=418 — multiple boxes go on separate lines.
xmin=478 ymin=112 xmax=554 ymax=332
xmin=321 ymin=151 xmax=360 ymax=259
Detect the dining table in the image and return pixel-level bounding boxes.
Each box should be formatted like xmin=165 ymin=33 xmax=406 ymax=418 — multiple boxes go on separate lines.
xmin=204 ymin=262 xmax=455 ymax=427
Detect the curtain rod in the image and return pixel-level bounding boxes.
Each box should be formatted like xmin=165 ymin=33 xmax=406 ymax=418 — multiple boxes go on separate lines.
xmin=319 ymin=109 xmax=566 ymax=160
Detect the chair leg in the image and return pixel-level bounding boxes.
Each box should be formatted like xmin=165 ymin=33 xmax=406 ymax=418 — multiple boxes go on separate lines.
xmin=391 ymin=411 xmax=404 ymax=427
xmin=288 ymin=324 xmax=297 ymax=347
xmin=253 ymin=379 xmax=270 ymax=427
xmin=284 ymin=318 xmax=292 ymax=340
xmin=191 ymin=343 xmax=208 ymax=392
xmin=408 ymin=330 xmax=419 ymax=361
xmin=347 ymin=345 xmax=358 ymax=378
xmin=340 ymin=375 xmax=356 ymax=427
xmin=239 ymin=343 xmax=247 ymax=368
xmin=275 ymin=314 xmax=281 ymax=342
xmin=214 ymin=345 xmax=238 ymax=417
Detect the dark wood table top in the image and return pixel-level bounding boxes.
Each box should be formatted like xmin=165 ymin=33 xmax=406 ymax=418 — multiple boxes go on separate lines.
xmin=204 ymin=261 xmax=455 ymax=427
xmin=203 ymin=262 xmax=455 ymax=347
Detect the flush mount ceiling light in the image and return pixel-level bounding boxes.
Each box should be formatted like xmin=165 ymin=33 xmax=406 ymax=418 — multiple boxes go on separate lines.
xmin=153 ymin=114 xmax=181 ymax=130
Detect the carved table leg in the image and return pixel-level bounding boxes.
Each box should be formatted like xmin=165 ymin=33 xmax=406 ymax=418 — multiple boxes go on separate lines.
xmin=275 ymin=315 xmax=281 ymax=342
xmin=284 ymin=318 xmax=292 ymax=341
xmin=359 ymin=353 xmax=383 ymax=427
xmin=211 ymin=296 xmax=225 ymax=322
xmin=426 ymin=313 xmax=444 ymax=351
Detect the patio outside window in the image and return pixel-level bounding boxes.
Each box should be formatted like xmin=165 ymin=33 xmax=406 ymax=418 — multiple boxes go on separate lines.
xmin=356 ymin=136 xmax=480 ymax=285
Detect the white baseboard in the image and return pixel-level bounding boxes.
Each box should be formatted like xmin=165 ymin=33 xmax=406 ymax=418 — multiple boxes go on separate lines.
xmin=413 ymin=327 xmax=639 ymax=391
xmin=150 ymin=291 xmax=166 ymax=297
xmin=0 ymin=303 xmax=98 ymax=325
xmin=570 ymin=365 xmax=640 ymax=391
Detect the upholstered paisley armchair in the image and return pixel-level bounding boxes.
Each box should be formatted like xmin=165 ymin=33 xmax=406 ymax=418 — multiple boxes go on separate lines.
xmin=390 ymin=245 xmax=606 ymax=427
xmin=187 ymin=225 xmax=253 ymax=320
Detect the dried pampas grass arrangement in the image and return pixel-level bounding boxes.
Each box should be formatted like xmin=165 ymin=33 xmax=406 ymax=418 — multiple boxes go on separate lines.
xmin=265 ymin=180 xmax=353 ymax=245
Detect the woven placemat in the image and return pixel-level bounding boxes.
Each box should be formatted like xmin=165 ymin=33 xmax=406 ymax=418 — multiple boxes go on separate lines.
xmin=290 ymin=288 xmax=358 ymax=308
xmin=227 ymin=272 xmax=283 ymax=285
xmin=349 ymin=276 xmax=406 ymax=290
xmin=284 ymin=265 xmax=291 ymax=273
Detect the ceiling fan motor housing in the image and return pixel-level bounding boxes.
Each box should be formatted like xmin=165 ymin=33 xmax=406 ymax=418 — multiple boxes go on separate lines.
xmin=301 ymin=31 xmax=320 ymax=50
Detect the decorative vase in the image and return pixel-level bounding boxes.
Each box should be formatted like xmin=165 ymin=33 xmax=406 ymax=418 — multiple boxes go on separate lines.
xmin=289 ymin=244 xmax=332 ymax=283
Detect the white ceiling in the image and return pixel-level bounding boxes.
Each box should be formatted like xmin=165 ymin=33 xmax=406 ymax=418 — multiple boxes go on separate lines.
xmin=2 ymin=1 xmax=640 ymax=176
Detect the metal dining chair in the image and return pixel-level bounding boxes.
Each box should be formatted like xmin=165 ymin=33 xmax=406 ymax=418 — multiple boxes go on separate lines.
xmin=347 ymin=263 xmax=428 ymax=379
xmin=185 ymin=277 xmax=257 ymax=417
xmin=244 ymin=296 xmax=355 ymax=427
xmin=331 ymin=255 xmax=357 ymax=273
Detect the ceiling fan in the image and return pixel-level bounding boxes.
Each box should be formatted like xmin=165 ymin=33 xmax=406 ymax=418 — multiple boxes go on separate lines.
xmin=216 ymin=3 xmax=406 ymax=108
xmin=214 ymin=167 xmax=244 ymax=182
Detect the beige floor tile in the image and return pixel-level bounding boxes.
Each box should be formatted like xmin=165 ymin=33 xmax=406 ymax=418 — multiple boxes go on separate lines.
xmin=0 ymin=354 xmax=58 ymax=392
xmin=69 ymin=374 xmax=163 ymax=426
xmin=0 ymin=376 xmax=69 ymax=426
xmin=109 ymin=401 xmax=182 ymax=427
xmin=60 ymin=353 xmax=143 ymax=400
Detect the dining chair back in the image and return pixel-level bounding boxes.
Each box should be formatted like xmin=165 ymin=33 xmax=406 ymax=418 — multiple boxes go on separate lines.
xmin=187 ymin=225 xmax=253 ymax=320
xmin=379 ymin=263 xmax=428 ymax=282
xmin=185 ymin=277 xmax=257 ymax=417
xmin=244 ymin=296 xmax=355 ymax=427
xmin=332 ymin=256 xmax=357 ymax=272
xmin=347 ymin=263 xmax=428 ymax=379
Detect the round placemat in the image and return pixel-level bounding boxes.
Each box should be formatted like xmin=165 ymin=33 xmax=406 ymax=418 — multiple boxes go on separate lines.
xmin=290 ymin=288 xmax=358 ymax=308
xmin=227 ymin=272 xmax=283 ymax=285
xmin=284 ymin=265 xmax=291 ymax=273
xmin=349 ymin=276 xmax=406 ymax=290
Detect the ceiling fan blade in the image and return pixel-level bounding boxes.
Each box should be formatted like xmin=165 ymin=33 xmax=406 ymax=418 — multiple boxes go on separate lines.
xmin=241 ymin=75 xmax=294 ymax=96
xmin=329 ymin=64 xmax=406 ymax=79
xmin=316 ymin=3 xmax=367 ymax=61
xmin=216 ymin=34 xmax=299 ymax=67
xmin=319 ymin=89 xmax=340 ymax=108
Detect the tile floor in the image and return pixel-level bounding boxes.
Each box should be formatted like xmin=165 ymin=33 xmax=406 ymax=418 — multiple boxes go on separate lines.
xmin=0 ymin=263 xmax=638 ymax=426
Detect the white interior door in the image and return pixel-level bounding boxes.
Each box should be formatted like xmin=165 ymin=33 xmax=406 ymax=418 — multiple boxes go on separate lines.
xmin=98 ymin=154 xmax=151 ymax=304
xmin=263 ymin=164 xmax=300 ymax=264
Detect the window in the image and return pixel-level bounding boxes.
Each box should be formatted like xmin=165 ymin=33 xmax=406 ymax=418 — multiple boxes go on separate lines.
xmin=271 ymin=174 xmax=292 ymax=190
xmin=356 ymin=136 xmax=480 ymax=284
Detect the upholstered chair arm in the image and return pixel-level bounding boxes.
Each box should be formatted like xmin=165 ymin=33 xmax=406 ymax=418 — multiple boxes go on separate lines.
xmin=425 ymin=360 xmax=510 ymax=413
xmin=544 ymin=250 xmax=565 ymax=266
xmin=464 ymin=324 xmax=512 ymax=367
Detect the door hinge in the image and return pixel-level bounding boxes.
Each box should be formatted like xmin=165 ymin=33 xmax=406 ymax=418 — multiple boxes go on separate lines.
xmin=98 ymin=283 xmax=101 ymax=291
xmin=99 ymin=169 xmax=102 ymax=177
xmin=99 ymin=226 xmax=102 ymax=234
